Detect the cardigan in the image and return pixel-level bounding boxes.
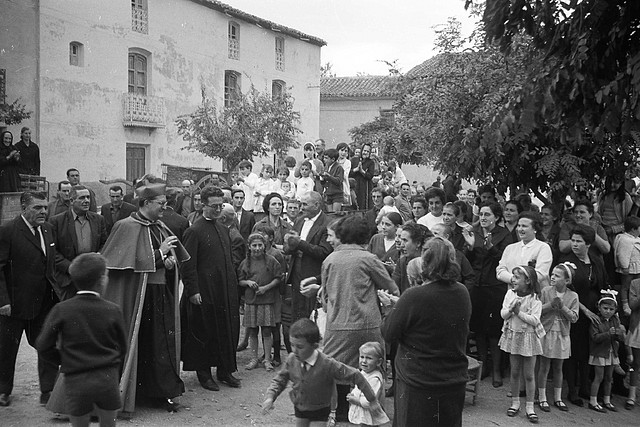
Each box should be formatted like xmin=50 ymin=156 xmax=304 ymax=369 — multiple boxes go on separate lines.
xmin=614 ymin=232 xmax=640 ymax=274
xmin=589 ymin=314 xmax=625 ymax=358
xmin=266 ymin=351 xmax=376 ymax=411
xmin=540 ymin=286 xmax=579 ymax=336
xmin=496 ymin=238 xmax=553 ymax=288
xmin=500 ymin=291 xmax=543 ymax=335
xmin=629 ymin=278 xmax=640 ymax=334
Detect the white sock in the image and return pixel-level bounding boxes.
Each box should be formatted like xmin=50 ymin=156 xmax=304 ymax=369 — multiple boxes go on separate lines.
xmin=525 ymin=401 xmax=534 ymax=413
xmin=511 ymin=397 xmax=521 ymax=409
xmin=538 ymin=388 xmax=547 ymax=402
xmin=554 ymin=387 xmax=563 ymax=402
xmin=629 ymin=386 xmax=637 ymax=401
xmin=603 ymin=395 xmax=611 ymax=405
xmin=590 ymin=396 xmax=598 ymax=406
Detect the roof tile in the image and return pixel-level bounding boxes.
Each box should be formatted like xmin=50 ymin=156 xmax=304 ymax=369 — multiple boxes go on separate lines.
xmin=320 ymin=75 xmax=397 ymax=99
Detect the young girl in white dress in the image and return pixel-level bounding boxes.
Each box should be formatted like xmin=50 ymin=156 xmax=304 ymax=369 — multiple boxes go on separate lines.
xmin=499 ymin=265 xmax=544 ymax=423
xmin=536 ymin=262 xmax=579 ymax=412
xmin=347 ymin=342 xmax=390 ymax=427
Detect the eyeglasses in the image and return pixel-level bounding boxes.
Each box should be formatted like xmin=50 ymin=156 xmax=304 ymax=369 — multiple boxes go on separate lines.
xmin=150 ymin=200 xmax=167 ymax=207
xmin=205 ymin=203 xmax=223 ymax=210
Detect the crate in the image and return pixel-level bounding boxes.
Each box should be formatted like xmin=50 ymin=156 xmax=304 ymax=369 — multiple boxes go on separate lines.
xmin=19 ymin=174 xmax=47 ymax=192
xmin=0 ymin=192 xmax=22 ymax=225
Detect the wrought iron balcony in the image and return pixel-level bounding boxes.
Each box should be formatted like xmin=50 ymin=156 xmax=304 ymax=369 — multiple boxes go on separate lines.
xmin=131 ymin=7 xmax=148 ymax=34
xmin=122 ymin=93 xmax=165 ymax=128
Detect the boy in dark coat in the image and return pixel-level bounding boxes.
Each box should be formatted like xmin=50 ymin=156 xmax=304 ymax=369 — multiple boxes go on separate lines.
xmin=36 ymin=253 xmax=127 ymax=427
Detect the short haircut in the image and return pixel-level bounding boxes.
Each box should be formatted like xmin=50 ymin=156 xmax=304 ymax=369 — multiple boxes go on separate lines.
xmin=57 ymin=180 xmax=71 ymax=191
xmin=401 ymin=222 xmax=432 ymax=248
xmin=334 ymin=216 xmax=371 ymax=245
xmin=570 ymin=223 xmax=596 ymax=245
xmin=625 ymin=216 xmax=640 ymax=232
xmin=384 ymin=212 xmax=403 ymax=227
xmin=323 ymin=148 xmax=339 ymax=160
xmin=518 ymin=211 xmax=543 ymax=232
xmin=237 ymin=160 xmax=252 ymax=170
xmin=69 ymin=253 xmax=107 ymax=291
xmin=478 ymin=184 xmax=495 ymax=197
xmin=425 ymin=187 xmax=445 ymax=203
xmin=372 ymin=188 xmax=386 ymax=198
xmin=21 ymin=191 xmax=47 ymax=207
xmin=443 ymin=202 xmax=460 ymax=216
xmin=505 ymin=199 xmax=524 ymax=213
xmin=479 ymin=200 xmax=503 ymax=220
xmin=573 ymin=198 xmax=594 ymax=214
xmin=20 ymin=126 xmax=30 ymax=134
xmin=421 ymin=236 xmax=460 ymax=283
xmin=277 ymin=166 xmax=290 ymax=176
xmin=412 ymin=198 xmax=427 ymax=209
xmin=541 ymin=204 xmax=560 ymax=220
xmin=66 ymin=168 xmax=79 ymax=177
xmin=284 ymin=156 xmax=297 ymax=168
xmin=253 ymin=222 xmax=275 ymax=239
xmin=287 ymin=198 xmax=301 ymax=207
xmin=165 ymin=188 xmax=179 ymax=207
xmin=300 ymin=160 xmax=312 ymax=170
xmin=232 ymin=188 xmax=245 ymax=198
xmin=201 ymin=186 xmax=224 ymax=201
xmin=289 ymin=318 xmax=321 ymax=344
xmin=336 ymin=142 xmax=350 ymax=153
xmin=453 ymin=200 xmax=468 ymax=216
xmin=262 ymin=192 xmax=283 ymax=213
xmin=109 ymin=185 xmax=123 ymax=194
xmin=69 ymin=185 xmax=88 ymax=200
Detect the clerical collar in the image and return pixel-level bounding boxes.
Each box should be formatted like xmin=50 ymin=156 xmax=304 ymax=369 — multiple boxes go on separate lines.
xmin=76 ymin=290 xmax=100 ymax=297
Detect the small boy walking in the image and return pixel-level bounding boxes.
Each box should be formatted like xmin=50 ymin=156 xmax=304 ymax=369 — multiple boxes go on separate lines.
xmin=262 ymin=319 xmax=381 ymax=427
xmin=36 ymin=253 xmax=127 ymax=427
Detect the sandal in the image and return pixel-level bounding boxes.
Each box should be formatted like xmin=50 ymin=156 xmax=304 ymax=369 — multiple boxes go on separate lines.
xmin=625 ymin=399 xmax=635 ymax=410
xmin=588 ymin=403 xmax=606 ymax=413
xmin=507 ymin=407 xmax=520 ymax=417
xmin=526 ymin=411 xmax=538 ymax=424
xmin=245 ymin=358 xmax=260 ymax=370
xmin=554 ymin=400 xmax=569 ymax=412
xmin=603 ymin=402 xmax=617 ymax=412
xmin=326 ymin=410 xmax=336 ymax=427
xmin=538 ymin=401 xmax=550 ymax=412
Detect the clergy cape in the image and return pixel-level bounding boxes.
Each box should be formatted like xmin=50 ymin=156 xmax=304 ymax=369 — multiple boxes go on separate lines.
xmin=100 ymin=214 xmax=190 ymax=413
xmin=180 ymin=217 xmax=240 ymax=373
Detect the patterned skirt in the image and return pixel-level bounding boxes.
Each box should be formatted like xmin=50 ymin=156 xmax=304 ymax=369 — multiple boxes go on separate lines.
xmin=243 ymin=303 xmax=276 ymax=328
xmin=499 ymin=329 xmax=543 ymax=357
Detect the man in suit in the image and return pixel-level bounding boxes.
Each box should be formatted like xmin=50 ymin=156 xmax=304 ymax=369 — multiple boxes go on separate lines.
xmin=232 ymin=188 xmax=255 ymax=242
xmin=46 ymin=180 xmax=72 ymax=220
xmin=161 ymin=188 xmax=190 ymax=242
xmin=49 ymin=185 xmax=108 ymax=301
xmin=285 ymin=191 xmax=333 ymax=323
xmin=100 ymin=185 xmax=136 ymax=235
xmin=175 ymin=180 xmax=193 ymax=218
xmin=0 ymin=191 xmax=59 ymax=407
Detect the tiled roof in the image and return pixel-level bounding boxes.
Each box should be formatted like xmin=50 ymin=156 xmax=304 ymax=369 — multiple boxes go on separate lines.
xmin=406 ymin=53 xmax=459 ymax=77
xmin=191 ymin=0 xmax=326 ymax=47
xmin=320 ymin=76 xmax=398 ymax=99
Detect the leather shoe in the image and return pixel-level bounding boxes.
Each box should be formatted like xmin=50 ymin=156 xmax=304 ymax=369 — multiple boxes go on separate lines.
xmin=217 ymin=373 xmax=241 ymax=388
xmin=0 ymin=393 xmax=10 ymax=406
xmin=200 ymin=377 xmax=220 ymax=391
xmin=165 ymin=398 xmax=180 ymax=412
xmin=40 ymin=391 xmax=51 ymax=405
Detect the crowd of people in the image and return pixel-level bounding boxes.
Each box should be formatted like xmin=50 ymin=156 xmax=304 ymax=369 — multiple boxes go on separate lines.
xmin=2 ymin=139 xmax=640 ymax=426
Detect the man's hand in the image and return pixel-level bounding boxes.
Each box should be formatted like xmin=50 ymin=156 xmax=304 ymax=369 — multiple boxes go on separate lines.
xmin=189 ymin=293 xmax=202 ymax=305
xmin=0 ymin=304 xmax=11 ymax=316
xmin=160 ymin=236 xmax=178 ymax=255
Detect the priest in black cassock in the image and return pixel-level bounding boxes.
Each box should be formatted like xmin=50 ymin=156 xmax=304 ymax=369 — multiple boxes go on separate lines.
xmin=180 ymin=186 xmax=241 ymax=391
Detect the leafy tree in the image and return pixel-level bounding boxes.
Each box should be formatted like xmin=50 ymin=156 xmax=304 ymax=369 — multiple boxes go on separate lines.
xmin=0 ymin=99 xmax=31 ymax=125
xmin=176 ymin=84 xmax=301 ymax=172
xmin=321 ymin=62 xmax=336 ymax=78
xmin=433 ymin=17 xmax=463 ymax=53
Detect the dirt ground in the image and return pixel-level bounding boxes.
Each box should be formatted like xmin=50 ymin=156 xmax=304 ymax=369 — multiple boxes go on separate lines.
xmin=3 ymin=337 xmax=640 ymax=426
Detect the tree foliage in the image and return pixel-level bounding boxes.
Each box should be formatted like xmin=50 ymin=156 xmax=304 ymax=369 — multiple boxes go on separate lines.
xmin=176 ymin=85 xmax=301 ymax=171
xmin=0 ymin=99 xmax=32 ymax=125
xmin=350 ymin=1 xmax=640 ymax=201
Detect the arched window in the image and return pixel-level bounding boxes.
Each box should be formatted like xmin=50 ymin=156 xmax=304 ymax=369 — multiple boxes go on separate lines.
xmin=228 ymin=21 xmax=240 ymax=60
xmin=69 ymin=42 xmax=84 ymax=67
xmin=272 ymin=80 xmax=285 ymax=99
xmin=128 ymin=51 xmax=148 ymax=95
xmin=275 ymin=37 xmax=285 ymax=71
xmin=224 ymin=70 xmax=241 ymax=107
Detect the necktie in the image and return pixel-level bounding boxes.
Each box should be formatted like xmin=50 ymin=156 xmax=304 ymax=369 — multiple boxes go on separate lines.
xmin=35 ymin=226 xmax=47 ymax=255
xmin=301 ymin=361 xmax=308 ymax=372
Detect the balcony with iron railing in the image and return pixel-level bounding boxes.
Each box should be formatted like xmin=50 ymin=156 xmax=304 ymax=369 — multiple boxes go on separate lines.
xmin=131 ymin=7 xmax=148 ymax=34
xmin=122 ymin=93 xmax=165 ymax=128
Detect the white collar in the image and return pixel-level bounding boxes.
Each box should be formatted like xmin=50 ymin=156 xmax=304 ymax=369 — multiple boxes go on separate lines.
xmin=305 ymin=211 xmax=322 ymax=222
xmin=304 ymin=349 xmax=319 ymax=367
xmin=76 ymin=290 xmax=100 ymax=297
